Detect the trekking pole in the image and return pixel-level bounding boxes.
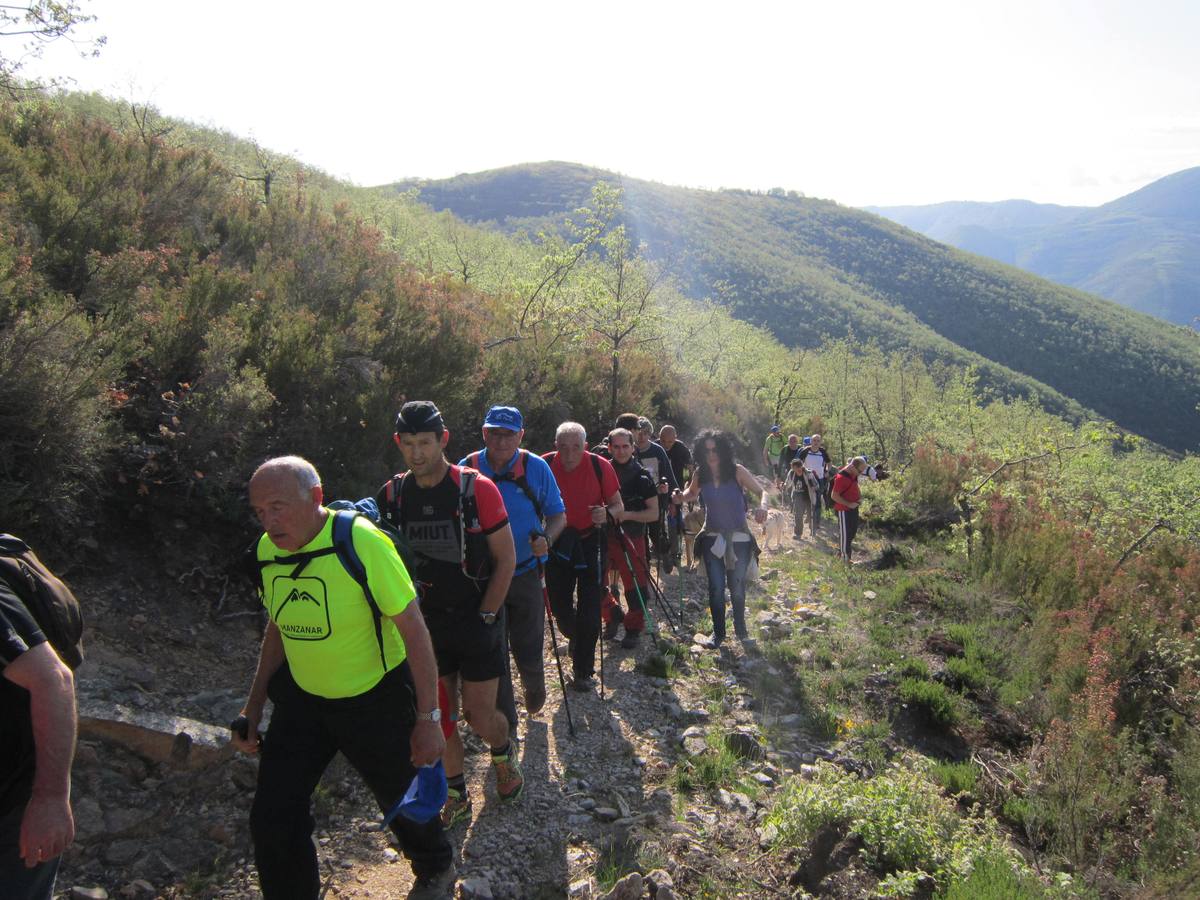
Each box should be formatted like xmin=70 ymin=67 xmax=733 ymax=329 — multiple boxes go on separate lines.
xmin=596 ymin=525 xmax=606 ymax=700
xmin=612 ymin=521 xmax=659 ymax=650
xmin=537 ymin=562 xmax=575 ymax=737
xmin=621 ymin=531 xmax=681 ymax=632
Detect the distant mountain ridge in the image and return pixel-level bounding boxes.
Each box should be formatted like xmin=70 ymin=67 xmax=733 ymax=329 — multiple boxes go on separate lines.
xmin=388 ymin=162 xmax=1200 ymax=452
xmin=867 ymin=168 xmax=1200 ymax=326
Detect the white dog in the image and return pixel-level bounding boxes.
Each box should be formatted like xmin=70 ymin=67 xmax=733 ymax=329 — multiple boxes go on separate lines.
xmin=761 ymin=509 xmax=788 ymax=551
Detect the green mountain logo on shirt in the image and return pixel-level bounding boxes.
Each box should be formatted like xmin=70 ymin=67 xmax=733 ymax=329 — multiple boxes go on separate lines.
xmin=271 ymin=576 xmax=332 ymax=641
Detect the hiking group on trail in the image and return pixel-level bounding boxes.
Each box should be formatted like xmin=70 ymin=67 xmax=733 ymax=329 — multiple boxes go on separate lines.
xmin=0 ymin=398 xmax=879 ymax=900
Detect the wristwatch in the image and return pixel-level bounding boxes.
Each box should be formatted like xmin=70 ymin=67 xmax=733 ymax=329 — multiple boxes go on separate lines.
xmin=416 ymin=708 xmax=441 ymax=724
xmin=480 ymin=610 xmax=498 ymax=625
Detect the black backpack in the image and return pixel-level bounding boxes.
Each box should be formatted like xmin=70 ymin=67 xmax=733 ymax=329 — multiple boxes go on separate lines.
xmin=378 ymin=468 xmax=494 ymax=586
xmin=0 ymin=534 xmax=85 ymax=670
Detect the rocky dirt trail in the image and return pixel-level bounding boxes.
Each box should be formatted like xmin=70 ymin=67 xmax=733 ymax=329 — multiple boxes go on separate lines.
xmin=53 ymin=525 xmax=886 ymax=900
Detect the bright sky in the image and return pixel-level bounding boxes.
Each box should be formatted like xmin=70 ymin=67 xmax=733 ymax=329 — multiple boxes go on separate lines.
xmin=19 ymin=0 xmax=1200 ymax=207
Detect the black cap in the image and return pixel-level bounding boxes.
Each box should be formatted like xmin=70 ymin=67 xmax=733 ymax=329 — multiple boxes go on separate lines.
xmin=395 ymin=400 xmax=445 ymax=435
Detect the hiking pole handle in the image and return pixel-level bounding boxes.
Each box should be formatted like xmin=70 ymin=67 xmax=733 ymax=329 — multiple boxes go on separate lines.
xmin=230 ymin=715 xmax=263 ymax=749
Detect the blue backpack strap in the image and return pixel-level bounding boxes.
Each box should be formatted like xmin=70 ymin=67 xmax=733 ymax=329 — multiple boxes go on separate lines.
xmin=330 ymin=510 xmax=388 ymax=671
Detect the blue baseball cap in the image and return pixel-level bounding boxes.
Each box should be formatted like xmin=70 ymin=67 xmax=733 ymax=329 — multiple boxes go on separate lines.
xmin=381 ymin=760 xmax=448 ymax=827
xmin=770 ymin=425 xmax=781 ymax=433
xmin=483 ymin=405 xmax=523 ymax=431
xmin=803 ymin=436 xmax=812 ymax=446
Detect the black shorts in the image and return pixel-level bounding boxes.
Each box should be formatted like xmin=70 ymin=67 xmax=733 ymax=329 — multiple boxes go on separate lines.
xmin=423 ymin=605 xmax=506 ymax=683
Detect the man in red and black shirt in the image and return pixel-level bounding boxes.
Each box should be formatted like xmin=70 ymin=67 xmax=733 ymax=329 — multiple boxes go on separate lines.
xmin=379 ymin=401 xmax=519 ymax=829
xmin=543 ymin=422 xmax=623 ymax=692
xmin=831 ymin=456 xmax=868 ymax=562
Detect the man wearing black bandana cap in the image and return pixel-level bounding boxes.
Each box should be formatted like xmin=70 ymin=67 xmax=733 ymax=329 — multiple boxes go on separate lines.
xmin=378 ymin=402 xmax=520 ymax=830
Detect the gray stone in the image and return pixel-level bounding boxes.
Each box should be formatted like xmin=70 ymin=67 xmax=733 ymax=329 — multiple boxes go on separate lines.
xmin=460 ymin=876 xmax=494 ymax=898
xmin=72 ymin=797 xmax=105 ymax=839
xmin=118 ymin=881 xmax=155 ymax=899
xmin=757 ymin=822 xmax=779 ymax=848
xmin=592 ymin=807 xmax=619 ymax=822
xmin=724 ymin=730 xmax=764 ymax=761
xmin=71 ymin=888 xmax=109 ymax=900
xmin=568 ymin=880 xmax=593 ymax=899
xmin=600 ymin=872 xmax=643 ymax=900
xmin=103 ymin=840 xmax=144 ymax=866
xmin=646 ymin=869 xmax=674 ymax=894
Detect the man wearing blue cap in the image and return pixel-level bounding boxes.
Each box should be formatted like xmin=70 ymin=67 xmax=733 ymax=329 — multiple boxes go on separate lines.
xmin=461 ymin=406 xmax=566 ymax=737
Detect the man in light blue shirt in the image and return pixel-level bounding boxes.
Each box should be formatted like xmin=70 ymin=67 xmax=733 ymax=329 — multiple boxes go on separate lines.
xmin=461 ymin=406 xmax=566 ymax=735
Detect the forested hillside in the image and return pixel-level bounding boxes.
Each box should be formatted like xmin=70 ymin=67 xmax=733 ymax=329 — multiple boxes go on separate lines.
xmin=870 ymin=167 xmax=1200 ymax=326
xmin=393 ymin=163 xmax=1200 ymax=452
xmin=3 ymin=92 xmax=1200 ymax=899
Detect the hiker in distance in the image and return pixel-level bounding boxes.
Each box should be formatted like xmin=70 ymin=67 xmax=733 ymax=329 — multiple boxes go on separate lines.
xmin=234 ymin=456 xmax=455 ymax=899
xmin=543 ymin=422 xmax=623 ymax=692
xmin=677 ymin=429 xmax=774 ymax=649
xmin=602 ymin=428 xmax=660 ymax=649
xmin=797 ymin=434 xmax=832 ymax=533
xmin=1 ymin=540 xmax=78 ymax=900
xmin=459 ymin=405 xmax=566 ymax=739
xmin=831 ymin=456 xmax=870 ymax=563
xmin=762 ymin=424 xmax=786 ymax=482
xmin=379 ymin=402 xmax=520 ymax=830
xmin=658 ymin=424 xmax=692 ymax=567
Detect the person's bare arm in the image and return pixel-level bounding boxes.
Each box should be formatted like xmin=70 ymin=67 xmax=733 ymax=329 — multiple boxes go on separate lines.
xmin=593 ymin=490 xmax=624 ymax=527
xmin=232 ymin=621 xmax=284 ymax=754
xmin=613 ymin=495 xmax=659 ymax=525
xmin=533 ymin=512 xmax=566 ymax=558
xmin=679 ymin=471 xmax=702 ymax=504
xmin=4 ymin=642 xmax=76 ymax=866
xmin=480 ymin=524 xmax=516 ymax=615
xmin=391 ymin=604 xmax=446 ymax=766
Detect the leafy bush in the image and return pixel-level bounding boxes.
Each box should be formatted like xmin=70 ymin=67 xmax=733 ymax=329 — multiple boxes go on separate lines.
xmin=931 ymin=761 xmax=979 ymax=796
xmin=940 ymin=851 xmax=1047 ymax=899
xmin=943 ymin=656 xmax=991 ymax=693
xmin=899 ymin=677 xmax=958 ymax=726
xmin=765 ymin=760 xmax=1033 ymax=893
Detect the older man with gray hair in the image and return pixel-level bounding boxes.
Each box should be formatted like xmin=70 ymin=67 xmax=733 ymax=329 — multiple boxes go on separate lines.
xmin=542 ymin=424 xmax=623 ymax=692
xmin=233 ymin=456 xmax=454 ymax=899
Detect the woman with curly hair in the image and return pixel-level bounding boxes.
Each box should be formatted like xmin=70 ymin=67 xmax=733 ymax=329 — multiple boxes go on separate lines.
xmin=675 ymin=429 xmax=772 ymax=648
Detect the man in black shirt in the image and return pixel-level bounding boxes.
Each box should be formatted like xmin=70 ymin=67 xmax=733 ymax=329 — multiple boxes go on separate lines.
xmin=1 ymin=573 xmax=76 ymax=900
xmin=602 ymin=429 xmax=659 ymax=649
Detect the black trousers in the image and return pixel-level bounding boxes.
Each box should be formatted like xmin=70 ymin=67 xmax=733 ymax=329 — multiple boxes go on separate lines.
xmin=545 ymin=530 xmax=604 ymax=681
xmin=837 ymin=507 xmax=860 ymax=560
xmin=496 ymin=567 xmax=547 ymax=732
xmin=250 ymin=663 xmax=452 ymax=899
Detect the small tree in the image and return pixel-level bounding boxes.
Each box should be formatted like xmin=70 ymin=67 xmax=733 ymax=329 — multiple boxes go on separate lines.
xmin=1 ymin=1 xmax=104 ymax=97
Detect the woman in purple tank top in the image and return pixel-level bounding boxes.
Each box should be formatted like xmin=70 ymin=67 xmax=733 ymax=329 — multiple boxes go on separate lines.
xmin=675 ymin=429 xmax=772 ymax=648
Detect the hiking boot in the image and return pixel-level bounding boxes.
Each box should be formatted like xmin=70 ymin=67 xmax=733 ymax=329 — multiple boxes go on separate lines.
xmin=621 ymin=629 xmax=642 ymax=649
xmin=440 ymin=788 xmax=472 ymax=828
xmin=697 ymin=635 xmax=721 ymax=650
xmin=603 ymin=606 xmax=624 ymax=640
xmin=492 ymin=746 xmax=524 ymax=802
xmin=572 ymin=675 xmax=595 ymax=693
xmin=523 ymin=676 xmax=547 ymax=716
xmin=407 ymin=863 xmax=457 ymax=899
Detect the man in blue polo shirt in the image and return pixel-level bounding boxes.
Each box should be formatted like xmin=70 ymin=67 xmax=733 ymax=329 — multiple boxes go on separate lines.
xmin=461 ymin=406 xmax=566 ymax=735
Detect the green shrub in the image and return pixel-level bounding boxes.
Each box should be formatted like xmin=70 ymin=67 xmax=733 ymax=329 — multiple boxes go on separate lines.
xmin=899 ymin=657 xmax=931 ymax=680
xmin=931 ymin=761 xmax=979 ymax=796
xmin=766 ymin=759 xmax=1028 ymax=892
xmin=940 ymin=851 xmax=1047 ymax=899
xmin=898 ymin=677 xmax=958 ymax=726
xmin=943 ymin=655 xmax=990 ymax=693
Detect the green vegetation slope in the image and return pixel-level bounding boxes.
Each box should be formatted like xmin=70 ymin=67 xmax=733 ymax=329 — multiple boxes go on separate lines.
xmin=389 ymin=162 xmax=1200 ymax=452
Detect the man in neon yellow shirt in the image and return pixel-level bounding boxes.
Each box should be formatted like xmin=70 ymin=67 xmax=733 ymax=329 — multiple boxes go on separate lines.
xmin=232 ymin=456 xmax=454 ymax=899
xmin=762 ymin=425 xmax=786 ymax=482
